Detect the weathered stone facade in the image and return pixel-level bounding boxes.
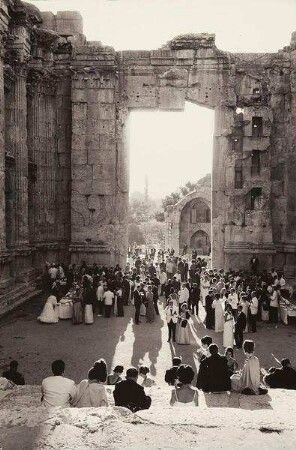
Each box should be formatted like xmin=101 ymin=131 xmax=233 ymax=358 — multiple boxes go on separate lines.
xmin=0 ymin=1 xmax=295 ymax=292
xmin=165 ymin=189 xmax=211 ymax=256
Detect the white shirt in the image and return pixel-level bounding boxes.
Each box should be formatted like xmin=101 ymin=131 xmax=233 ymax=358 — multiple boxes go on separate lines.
xmin=96 ymin=285 xmax=104 ymax=301
xmin=41 ymin=376 xmax=76 ymax=407
xmin=178 ymin=287 xmax=189 ymax=304
xmin=250 ymin=297 xmax=258 ymax=315
xmin=103 ymin=290 xmax=114 ymax=306
xmin=228 ymin=293 xmax=238 ymax=310
xmin=49 ymin=267 xmax=58 ymax=279
xmin=159 ymin=272 xmax=167 ymax=285
xmin=270 ymin=290 xmax=279 ymax=308
xmin=279 ymin=277 xmax=286 ymax=287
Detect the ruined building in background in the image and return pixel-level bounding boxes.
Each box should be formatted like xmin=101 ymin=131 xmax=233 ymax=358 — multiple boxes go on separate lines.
xmin=0 ymin=1 xmax=295 ymax=303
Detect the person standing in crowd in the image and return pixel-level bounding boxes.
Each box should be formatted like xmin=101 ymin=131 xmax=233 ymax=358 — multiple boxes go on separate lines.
xmin=249 ymin=291 xmax=258 ymax=332
xmin=189 ymin=282 xmax=200 ymax=316
xmin=250 ymin=255 xmax=259 ymax=274
xmin=234 ymin=305 xmax=247 ymax=349
xmin=165 ymin=299 xmax=178 ymax=342
xmin=212 ymin=293 xmax=224 ymax=332
xmin=96 ymin=282 xmax=104 ymax=317
xmin=269 ymin=286 xmax=279 ymax=325
xmin=146 ymin=285 xmax=155 ymax=323
xmin=103 ymin=286 xmax=114 ymax=318
xmin=178 ymin=283 xmax=189 ymax=313
xmin=223 ymin=304 xmax=234 ymax=348
xmin=3 ymin=361 xmax=25 ymax=385
xmin=83 ymin=281 xmax=95 ymax=324
xmin=113 ymin=367 xmax=151 ymax=412
xmin=116 ymin=286 xmax=124 ymax=317
xmin=159 ymin=269 xmax=167 ymax=296
xmin=205 ymin=289 xmax=215 ymax=329
xmin=133 ymin=284 xmax=143 ymax=325
xmin=41 ymin=360 xmax=76 ymax=407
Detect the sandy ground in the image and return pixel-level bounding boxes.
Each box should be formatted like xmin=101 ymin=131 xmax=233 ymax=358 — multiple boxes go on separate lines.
xmin=0 ymin=293 xmax=295 ymax=385
xmin=0 ymin=295 xmax=296 ymax=450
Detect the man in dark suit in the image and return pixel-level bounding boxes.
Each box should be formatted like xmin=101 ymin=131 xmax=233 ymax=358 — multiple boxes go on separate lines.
xmin=164 ymin=356 xmax=182 ymax=386
xmin=133 ymin=285 xmax=142 ymax=325
xmin=250 ymin=255 xmax=259 ymax=274
xmin=234 ymin=305 xmax=247 ymax=348
xmin=196 ymin=344 xmax=230 ymax=392
xmin=113 ymin=367 xmax=151 ymax=412
xmin=189 ymin=283 xmax=200 ymax=315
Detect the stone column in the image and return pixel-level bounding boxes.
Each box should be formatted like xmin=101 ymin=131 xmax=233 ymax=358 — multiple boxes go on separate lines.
xmin=6 ymin=65 xmax=29 ymax=247
xmin=0 ymin=39 xmax=5 ymax=250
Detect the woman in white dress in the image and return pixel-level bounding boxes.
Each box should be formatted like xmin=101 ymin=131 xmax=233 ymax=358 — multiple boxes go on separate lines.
xmin=239 ymin=296 xmax=250 ymax=332
xmin=212 ymin=293 xmax=224 ymax=332
xmin=201 ymin=275 xmax=210 ymax=306
xmin=170 ymin=364 xmax=198 ymax=406
xmin=223 ymin=304 xmax=234 ymax=348
xmin=37 ymin=291 xmax=59 ymax=323
xmin=176 ymin=304 xmax=196 ymax=345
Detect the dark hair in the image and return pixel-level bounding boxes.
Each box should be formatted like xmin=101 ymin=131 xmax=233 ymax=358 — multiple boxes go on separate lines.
xmin=139 ymin=366 xmax=150 ymax=376
xmin=10 ymin=360 xmax=18 ymax=370
xmin=201 ymin=336 xmax=212 ymax=347
xmin=126 ymin=367 xmax=138 ymax=378
xmin=209 ymin=343 xmax=219 ymax=355
xmin=281 ymin=358 xmax=290 ymax=368
xmin=172 ymin=357 xmax=182 ymax=366
xmin=114 ymin=365 xmax=124 ymax=374
xmin=225 ymin=347 xmax=234 ymax=357
xmin=88 ymin=367 xmax=99 ymax=381
xmin=93 ymin=358 xmax=107 ymax=382
xmin=243 ymin=340 xmax=255 ymax=354
xmin=176 ymin=364 xmax=195 ymax=385
xmin=51 ymin=359 xmax=65 ymax=376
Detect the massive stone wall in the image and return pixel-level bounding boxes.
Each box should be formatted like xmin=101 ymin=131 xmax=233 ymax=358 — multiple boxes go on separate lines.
xmin=0 ymin=1 xmax=295 ymax=291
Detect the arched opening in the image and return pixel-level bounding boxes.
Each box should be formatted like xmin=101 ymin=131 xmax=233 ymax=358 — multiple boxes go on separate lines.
xmin=190 ymin=230 xmax=210 ymax=256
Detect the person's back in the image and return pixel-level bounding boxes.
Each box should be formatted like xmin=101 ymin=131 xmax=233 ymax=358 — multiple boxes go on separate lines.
xmin=206 ymin=354 xmax=230 ymax=392
xmin=72 ymin=380 xmax=108 ymax=407
xmin=113 ymin=368 xmax=151 ymax=412
xmin=3 ymin=361 xmax=25 ymax=385
xmin=41 ymin=360 xmax=75 ymax=407
xmin=265 ymin=363 xmax=296 ymax=390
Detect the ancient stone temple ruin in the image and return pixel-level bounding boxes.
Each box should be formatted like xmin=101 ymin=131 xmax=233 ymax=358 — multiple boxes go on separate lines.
xmin=165 ymin=187 xmax=211 ymax=256
xmin=0 ymin=1 xmax=295 ymax=303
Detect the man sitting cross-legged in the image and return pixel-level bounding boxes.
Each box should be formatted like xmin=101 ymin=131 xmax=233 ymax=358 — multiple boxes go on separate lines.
xmin=113 ymin=367 xmax=151 ymax=413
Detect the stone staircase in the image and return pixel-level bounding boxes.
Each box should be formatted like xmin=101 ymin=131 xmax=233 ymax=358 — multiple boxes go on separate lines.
xmin=0 ymin=385 xmax=295 ymax=450
xmin=0 ymin=283 xmax=44 ymax=317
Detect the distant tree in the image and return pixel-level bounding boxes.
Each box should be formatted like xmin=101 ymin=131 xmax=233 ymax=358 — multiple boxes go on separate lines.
xmin=155 ymin=211 xmax=165 ymax=222
xmin=162 ymin=174 xmax=211 ymax=211
xmin=128 ymin=223 xmax=145 ymax=246
xmin=162 ymin=191 xmax=181 ymax=210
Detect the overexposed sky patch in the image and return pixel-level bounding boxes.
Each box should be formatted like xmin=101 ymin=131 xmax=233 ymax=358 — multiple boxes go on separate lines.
xmin=31 ymin=0 xmax=295 ymax=52
xmin=129 ymin=102 xmax=214 ymax=198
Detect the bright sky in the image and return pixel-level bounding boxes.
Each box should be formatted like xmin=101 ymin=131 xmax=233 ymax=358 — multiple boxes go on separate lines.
xmin=31 ymin=0 xmax=295 ymax=198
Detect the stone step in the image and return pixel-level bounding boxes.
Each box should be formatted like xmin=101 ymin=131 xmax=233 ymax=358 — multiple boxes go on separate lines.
xmin=0 ymin=285 xmax=44 ymax=317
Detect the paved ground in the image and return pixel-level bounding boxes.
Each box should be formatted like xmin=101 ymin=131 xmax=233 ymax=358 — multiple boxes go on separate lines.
xmin=0 ymin=294 xmax=296 ymax=385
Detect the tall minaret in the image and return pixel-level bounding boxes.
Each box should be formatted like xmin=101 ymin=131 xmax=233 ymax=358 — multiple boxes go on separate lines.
xmin=144 ymin=174 xmax=149 ymax=202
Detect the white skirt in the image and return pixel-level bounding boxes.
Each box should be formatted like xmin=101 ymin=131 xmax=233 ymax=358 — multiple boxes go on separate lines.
xmin=85 ymin=305 xmax=94 ymax=324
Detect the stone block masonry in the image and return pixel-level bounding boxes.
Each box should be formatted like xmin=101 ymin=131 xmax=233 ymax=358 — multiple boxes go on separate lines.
xmin=0 ymin=1 xmax=295 ymax=301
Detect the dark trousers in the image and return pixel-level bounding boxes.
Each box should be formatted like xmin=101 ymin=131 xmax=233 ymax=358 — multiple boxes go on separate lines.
xmin=249 ymin=313 xmax=257 ymax=332
xmin=191 ymin=300 xmax=199 ymax=316
xmin=117 ymin=298 xmax=124 ymax=317
xmin=234 ymin=328 xmax=243 ymax=348
xmin=167 ymin=320 xmax=176 ymax=341
xmin=97 ymin=301 xmax=104 ymax=316
xmin=154 ymin=300 xmax=159 ymax=315
xmin=135 ymin=303 xmax=141 ymax=324
xmin=105 ymin=305 xmax=112 ymax=318
xmin=269 ymin=306 xmax=278 ymax=324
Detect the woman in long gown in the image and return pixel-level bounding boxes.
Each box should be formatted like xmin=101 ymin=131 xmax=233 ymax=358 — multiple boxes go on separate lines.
xmin=83 ymin=283 xmax=95 ymax=324
xmin=201 ymin=275 xmax=210 ymax=306
xmin=239 ymin=297 xmax=250 ymax=332
xmin=37 ymin=290 xmax=59 ymax=323
xmin=223 ymin=304 xmax=234 ymax=348
xmin=212 ymin=293 xmax=224 ymax=332
xmin=146 ymin=285 xmax=155 ymax=323
xmin=72 ymin=287 xmax=83 ymax=325
xmin=176 ymin=304 xmax=195 ymax=345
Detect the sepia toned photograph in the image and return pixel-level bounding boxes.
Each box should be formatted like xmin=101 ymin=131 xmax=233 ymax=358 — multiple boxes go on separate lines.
xmin=0 ymin=0 xmax=295 ymax=449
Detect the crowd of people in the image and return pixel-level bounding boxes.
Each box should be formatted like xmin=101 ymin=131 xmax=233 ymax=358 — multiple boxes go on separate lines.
xmin=2 ymin=246 xmax=295 ymax=410
xmin=1 ymin=338 xmax=295 ymax=411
